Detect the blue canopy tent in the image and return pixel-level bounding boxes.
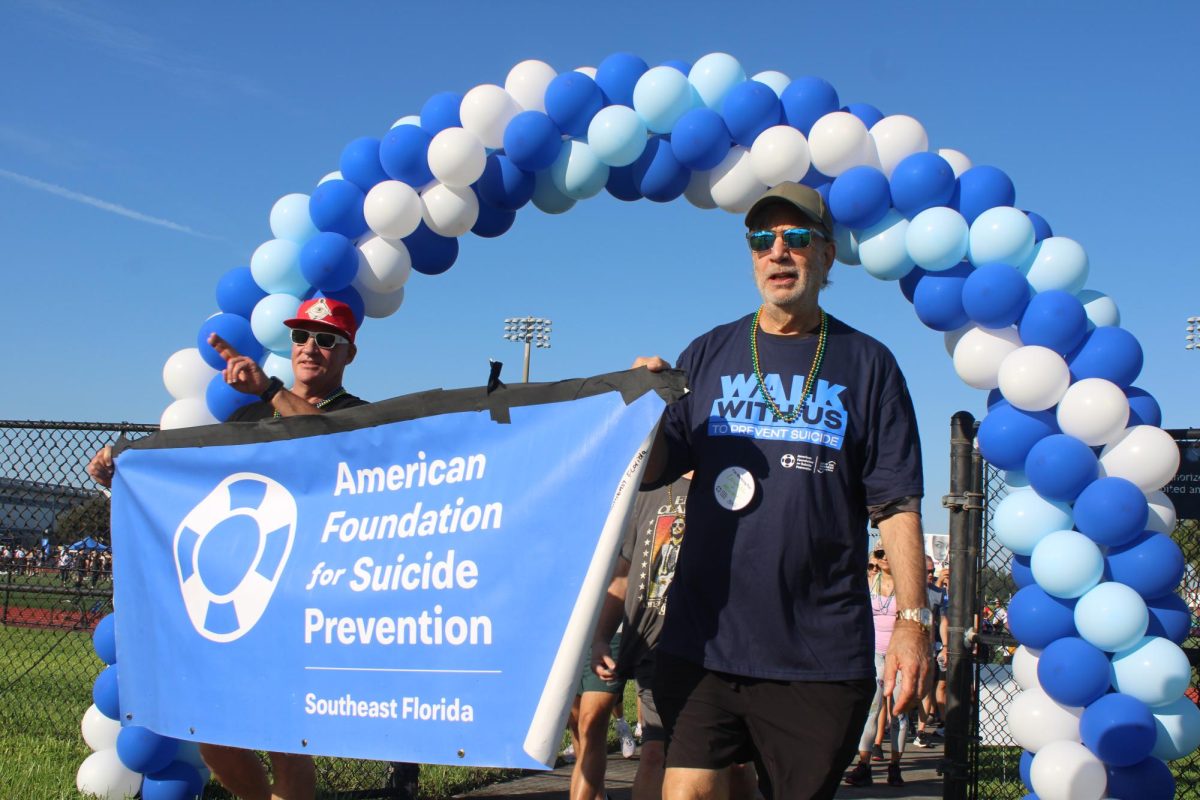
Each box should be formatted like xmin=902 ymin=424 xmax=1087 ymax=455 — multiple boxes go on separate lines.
xmin=67 ymin=536 xmax=109 ymax=552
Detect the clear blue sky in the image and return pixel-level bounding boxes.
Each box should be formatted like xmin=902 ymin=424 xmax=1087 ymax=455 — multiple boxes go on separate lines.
xmin=3 ymin=1 xmax=1198 ymax=525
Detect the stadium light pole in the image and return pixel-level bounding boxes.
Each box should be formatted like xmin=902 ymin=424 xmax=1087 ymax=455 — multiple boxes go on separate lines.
xmin=1188 ymin=317 xmax=1200 ymax=351
xmin=503 ymin=317 xmax=552 ymax=383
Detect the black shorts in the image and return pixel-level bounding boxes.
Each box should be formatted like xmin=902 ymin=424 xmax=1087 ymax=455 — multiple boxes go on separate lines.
xmin=653 ymin=651 xmax=874 ymax=800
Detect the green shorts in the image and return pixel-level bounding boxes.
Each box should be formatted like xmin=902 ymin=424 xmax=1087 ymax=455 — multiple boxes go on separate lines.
xmin=579 ymin=631 xmax=626 ymax=695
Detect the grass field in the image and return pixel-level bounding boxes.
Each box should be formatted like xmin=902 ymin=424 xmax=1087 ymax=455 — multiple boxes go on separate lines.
xmin=0 ymin=623 xmax=634 ymax=799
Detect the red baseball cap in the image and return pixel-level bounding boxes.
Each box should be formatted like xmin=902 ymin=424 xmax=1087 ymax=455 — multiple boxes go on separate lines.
xmin=283 ymin=298 xmax=359 ymax=343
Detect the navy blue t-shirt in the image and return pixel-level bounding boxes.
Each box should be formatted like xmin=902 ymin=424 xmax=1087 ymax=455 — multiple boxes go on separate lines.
xmin=657 ymin=312 xmax=923 ymax=681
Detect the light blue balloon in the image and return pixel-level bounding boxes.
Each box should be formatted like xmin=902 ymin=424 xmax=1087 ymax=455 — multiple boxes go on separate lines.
xmin=1112 ymin=636 xmax=1192 ymax=707
xmin=249 ymin=239 xmax=308 ymax=296
xmin=269 ymin=193 xmax=319 ymax=244
xmin=751 ymin=70 xmax=790 ymax=97
xmin=261 ymin=351 xmax=294 ymax=387
xmin=587 ymin=105 xmax=648 ymax=168
xmin=1020 ymin=236 xmax=1089 ymax=294
xmin=550 ymin=140 xmax=609 ymax=200
xmin=1005 ymin=469 xmax=1031 ymax=488
xmin=1075 ymin=582 xmax=1149 ymax=652
xmin=833 ymin=223 xmax=860 ymax=266
xmin=250 ymin=293 xmax=302 ymax=354
xmin=858 ymin=211 xmax=914 ymax=280
xmin=905 ymin=206 xmax=969 ymax=271
xmin=530 ymin=170 xmax=577 ymax=214
xmin=1031 ymin=530 xmax=1104 ymax=598
xmin=1151 ymin=695 xmax=1200 ymax=761
xmin=688 ymin=52 xmax=746 ymax=110
xmin=1078 ymin=289 xmax=1121 ymax=329
xmin=390 ymin=114 xmax=421 ymax=128
xmin=992 ymin=487 xmax=1073 ymax=556
xmin=633 ymin=66 xmax=698 ymax=134
xmin=967 ymin=206 xmax=1035 ymax=267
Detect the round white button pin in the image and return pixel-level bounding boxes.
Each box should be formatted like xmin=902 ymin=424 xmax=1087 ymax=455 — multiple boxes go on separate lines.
xmin=713 ymin=466 xmax=755 ymax=511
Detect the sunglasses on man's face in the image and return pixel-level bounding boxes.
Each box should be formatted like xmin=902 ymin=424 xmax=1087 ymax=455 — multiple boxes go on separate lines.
xmin=745 ymin=227 xmax=826 ymax=253
xmin=290 ymin=329 xmax=348 ymax=349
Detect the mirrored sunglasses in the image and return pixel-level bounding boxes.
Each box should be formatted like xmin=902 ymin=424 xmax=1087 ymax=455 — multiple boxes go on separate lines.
xmin=745 ymin=227 xmax=826 ymax=252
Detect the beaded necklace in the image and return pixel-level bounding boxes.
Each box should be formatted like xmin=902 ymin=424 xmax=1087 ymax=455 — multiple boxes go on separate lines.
xmin=272 ymin=387 xmax=348 ymax=419
xmin=750 ymin=307 xmax=828 ymax=423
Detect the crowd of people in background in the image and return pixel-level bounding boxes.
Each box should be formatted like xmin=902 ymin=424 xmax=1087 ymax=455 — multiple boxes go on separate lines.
xmin=0 ymin=543 xmax=111 ymax=586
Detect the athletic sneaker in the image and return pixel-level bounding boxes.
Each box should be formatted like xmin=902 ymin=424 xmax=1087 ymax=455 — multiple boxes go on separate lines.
xmin=560 ymin=743 xmax=575 ymax=764
xmin=844 ymin=762 xmax=872 ymax=787
xmin=912 ymin=734 xmax=934 ymax=748
xmin=615 ymin=718 xmax=637 ymax=758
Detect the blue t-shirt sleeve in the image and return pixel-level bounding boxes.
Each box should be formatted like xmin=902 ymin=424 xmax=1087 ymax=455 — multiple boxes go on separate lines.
xmin=860 ymin=355 xmax=924 ymax=506
xmin=651 ymin=343 xmax=699 ymax=486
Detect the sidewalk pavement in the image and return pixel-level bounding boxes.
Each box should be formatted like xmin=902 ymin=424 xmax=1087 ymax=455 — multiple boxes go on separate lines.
xmin=455 ymin=745 xmax=944 ymax=799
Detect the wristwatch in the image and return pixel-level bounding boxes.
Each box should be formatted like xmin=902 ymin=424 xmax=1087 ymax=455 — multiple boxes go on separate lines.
xmin=897 ymin=607 xmax=933 ymax=633
xmin=260 ymin=376 xmax=285 ymax=403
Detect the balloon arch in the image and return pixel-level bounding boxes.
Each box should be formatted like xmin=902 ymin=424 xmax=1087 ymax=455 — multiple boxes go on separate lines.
xmin=80 ymin=52 xmax=1196 ymax=800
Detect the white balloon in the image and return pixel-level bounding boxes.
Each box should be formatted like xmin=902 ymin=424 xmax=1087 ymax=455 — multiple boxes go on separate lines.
xmin=1145 ymin=490 xmax=1177 ymax=535
xmin=1056 ymin=378 xmax=1130 ymax=447
xmin=997 ymin=346 xmax=1070 ymax=411
xmin=1007 ymin=686 xmax=1083 ymax=752
xmin=76 ymin=748 xmax=143 ymax=800
xmin=709 ymin=146 xmax=766 ymax=213
xmin=808 ymin=111 xmax=875 ymax=177
xmin=574 ymin=66 xmax=597 ymax=79
xmin=459 ymin=84 xmax=521 ymax=149
xmin=1030 ymin=740 xmax=1107 ymax=800
xmin=937 ymin=148 xmax=973 ymax=177
xmin=1077 ymin=289 xmax=1120 ymax=329
xmin=390 ymin=114 xmax=420 ymax=129
xmin=420 ymin=183 xmax=479 ymax=237
xmin=427 ymin=127 xmax=486 ymax=188
xmin=364 ymin=180 xmax=422 ymax=241
xmin=160 ymin=397 xmax=218 ymax=430
xmin=356 ymin=235 xmax=411 ymax=294
xmin=953 ymin=326 xmax=1023 ymax=390
xmin=1012 ymin=646 xmax=1043 ymax=691
xmin=750 ymin=70 xmax=790 ymax=97
xmin=261 ymin=352 xmax=294 ymax=387
xmin=749 ymin=125 xmax=810 ymax=187
xmin=505 ymin=59 xmax=557 ymax=112
xmin=353 ymin=283 xmax=405 ymax=319
xmin=1099 ymin=425 xmax=1181 ymax=492
xmin=869 ymin=114 xmax=928 ymax=177
xmin=162 ymin=348 xmax=216 ymax=400
xmin=81 ymin=704 xmax=120 ymax=752
xmin=683 ymin=169 xmax=717 ymax=210
xmin=318 ymin=170 xmax=342 ymax=185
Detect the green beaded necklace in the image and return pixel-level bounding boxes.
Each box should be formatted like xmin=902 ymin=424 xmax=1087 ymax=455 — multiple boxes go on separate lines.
xmin=750 ymin=307 xmax=828 ymax=424
xmin=272 ymin=387 xmax=348 ymax=419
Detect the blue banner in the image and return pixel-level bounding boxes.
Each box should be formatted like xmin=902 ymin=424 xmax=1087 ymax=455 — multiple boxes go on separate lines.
xmin=111 ymin=372 xmax=678 ymax=768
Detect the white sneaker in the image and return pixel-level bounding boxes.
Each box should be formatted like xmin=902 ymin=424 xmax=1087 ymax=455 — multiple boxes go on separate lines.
xmin=560 ymin=742 xmax=575 ymax=763
xmin=615 ymin=718 xmax=637 ymax=758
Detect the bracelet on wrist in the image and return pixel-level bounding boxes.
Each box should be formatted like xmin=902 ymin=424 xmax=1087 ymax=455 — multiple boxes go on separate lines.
xmin=260 ymin=376 xmax=285 ymax=403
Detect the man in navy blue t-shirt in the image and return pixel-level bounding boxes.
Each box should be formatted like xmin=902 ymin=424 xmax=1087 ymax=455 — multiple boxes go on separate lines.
xmin=633 ymin=182 xmax=932 ymax=799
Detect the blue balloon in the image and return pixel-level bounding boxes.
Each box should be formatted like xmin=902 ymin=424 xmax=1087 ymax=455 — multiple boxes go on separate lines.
xmin=308 ymin=179 xmax=367 ymax=239
xmin=1107 ymin=532 xmax=1186 ymax=599
xmin=800 ymin=164 xmax=833 ymax=189
xmin=1038 ymin=637 xmax=1111 ymax=707
xmin=912 ymin=262 xmax=972 ymax=331
xmin=721 ymin=80 xmax=783 ymax=147
xmin=1081 ymin=693 xmax=1157 ymax=767
xmin=950 ymin=165 xmax=1016 ymax=224
xmin=1068 ymin=326 xmax=1144 ymax=388
xmin=595 ymin=52 xmax=649 ymax=106
xmin=315 ymin=286 xmax=364 ymax=327
xmin=1025 ymin=210 xmax=1053 ymax=242
xmin=1031 ymin=530 xmax=1104 ymax=599
xmin=1073 ymin=477 xmax=1148 ymax=547
xmin=216 ymin=266 xmax=267 ymax=320
xmin=670 ymin=107 xmax=731 ymax=171
xmin=1145 ymin=592 xmax=1191 ymax=645
xmin=419 ymin=91 xmax=463 ymax=135
xmin=142 ymin=760 xmax=204 ymax=800
xmin=961 ymin=263 xmax=1030 ymax=329
xmin=1025 ymin=434 xmax=1098 ymax=503
xmin=605 ymin=163 xmax=642 ymax=202
xmin=338 ymin=136 xmax=387 ymax=192
xmin=889 ymin=152 xmax=956 ymax=217
xmin=379 ymin=124 xmax=434 ymax=186
xmin=977 ymin=401 xmax=1059 ymax=472
xmin=842 ymin=102 xmax=885 ymax=128
xmin=660 ymin=59 xmax=691 ymax=74
xmin=1012 ymin=554 xmax=1034 ymax=589
xmin=544 ymin=71 xmax=605 ymax=138
xmin=1125 ymin=387 xmax=1162 ymax=427
xmin=93 ymin=664 xmax=120 ymax=720
xmin=403 ymin=222 xmax=458 ymax=276
xmin=1105 ymin=757 xmax=1175 ymax=800
xmin=1019 ymin=750 xmax=1034 ymax=790
xmin=92 ymin=613 xmax=116 ymax=665
xmin=1007 ymin=585 xmax=1078 ymax=648
xmin=470 ymin=193 xmax=517 ymax=238
xmin=828 ymin=166 xmax=891 ymax=231
xmin=899 ymin=265 xmax=926 ymax=303
xmin=206 ymin=373 xmax=256 ymax=421
xmin=197 ymin=313 xmax=263 ymax=371
xmin=1018 ymin=290 xmax=1088 ymax=355
xmin=632 ymin=137 xmax=689 ymax=203
xmin=993 ymin=487 xmax=1073 ymax=555
xmin=477 ymin=154 xmax=534 ymax=211
xmin=299 ymin=232 xmax=358 ymax=292
xmin=502 ymin=111 xmax=563 ymax=172
xmin=117 ymin=725 xmax=179 ymax=774
xmin=779 ymin=77 xmax=839 ymax=135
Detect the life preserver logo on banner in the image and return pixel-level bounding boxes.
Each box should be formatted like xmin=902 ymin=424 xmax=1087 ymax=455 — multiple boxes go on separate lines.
xmin=173 ymin=472 xmax=297 ymax=643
